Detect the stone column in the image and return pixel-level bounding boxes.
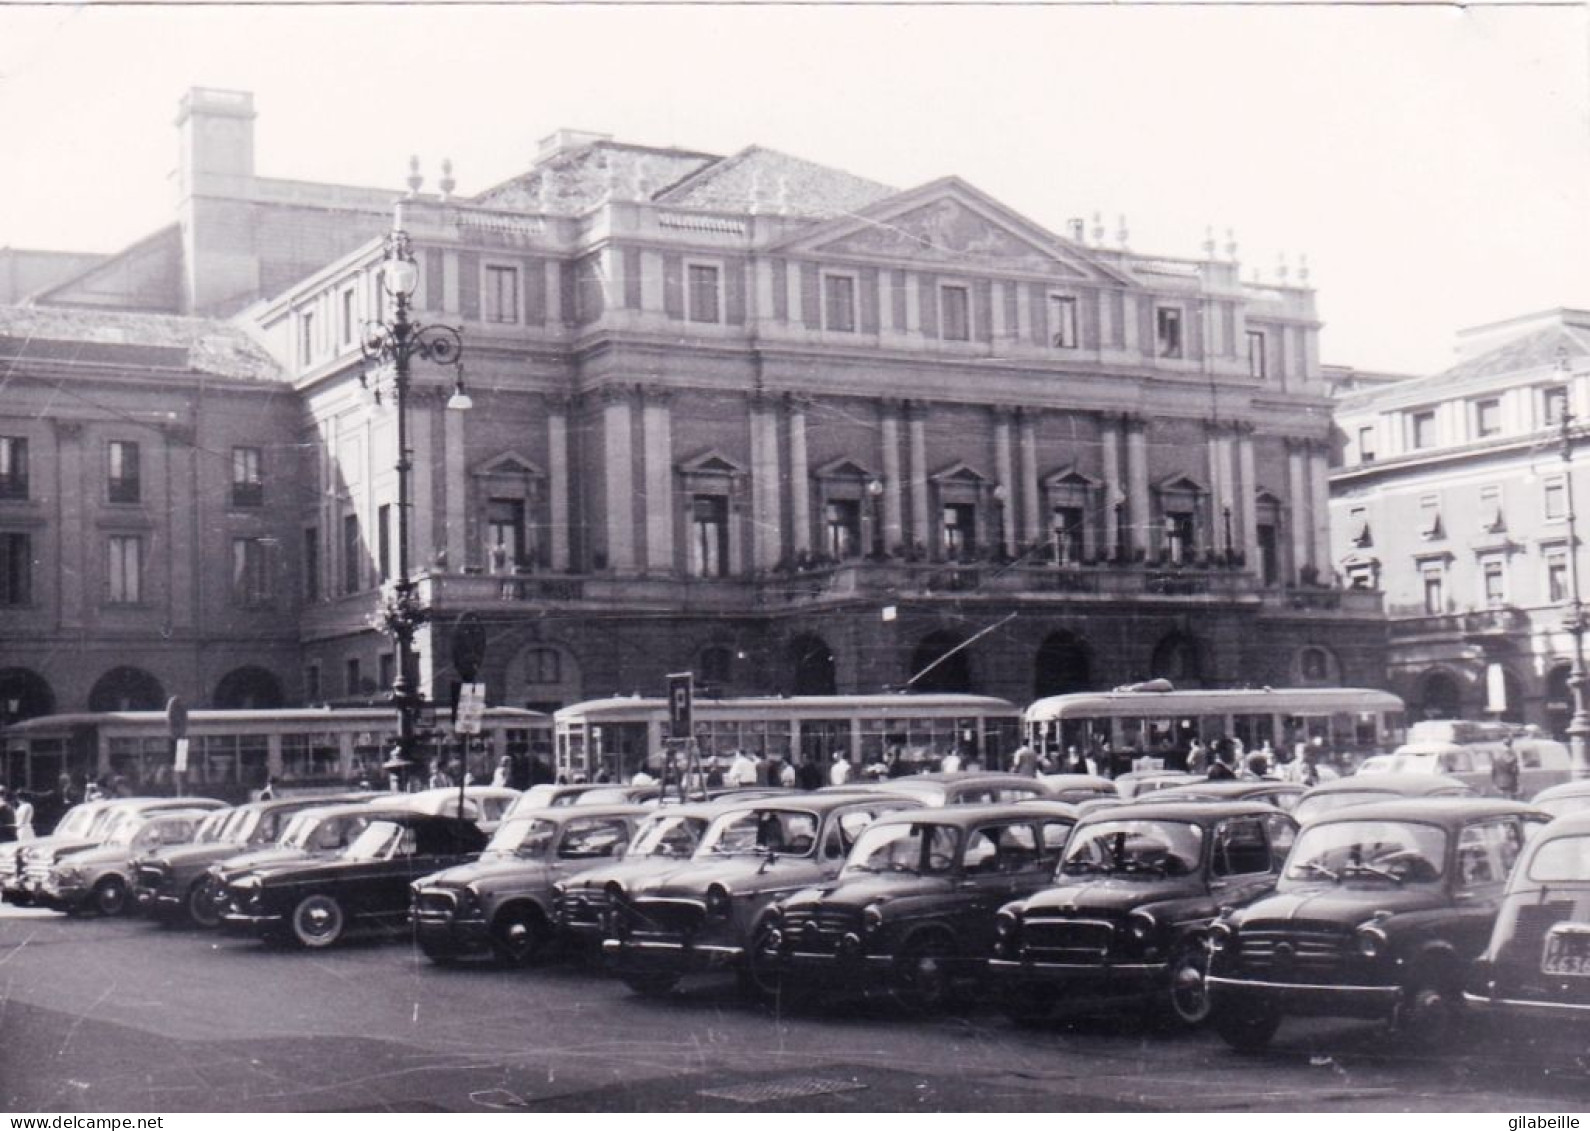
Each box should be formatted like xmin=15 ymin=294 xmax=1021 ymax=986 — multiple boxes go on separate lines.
xmin=641 ymin=387 xmax=674 ymax=574
xmin=546 ymin=396 xmax=570 ymax=571
xmin=1237 ymin=426 xmax=1258 ymax=570
xmin=601 ymin=386 xmax=636 ymax=573
xmin=1205 ymin=423 xmax=1226 ymax=554
xmin=52 ymin=419 xmax=84 ymax=627
xmin=1126 ymin=416 xmax=1151 ymax=556
xmin=749 ymin=394 xmax=783 ymax=569
xmin=994 ymin=409 xmax=1016 ymax=557
xmin=1309 ymin=441 xmax=1333 ymax=580
xmin=1287 ymin=439 xmax=1308 ymax=584
xmin=1019 ymin=410 xmax=1041 ymax=546
xmin=880 ymin=403 xmax=903 ymax=550
xmin=908 ymin=404 xmax=930 ymax=551
xmin=788 ymin=397 xmax=811 ymax=556
xmin=443 ymin=391 xmax=467 ymax=570
xmin=1101 ymin=414 xmax=1123 ymax=556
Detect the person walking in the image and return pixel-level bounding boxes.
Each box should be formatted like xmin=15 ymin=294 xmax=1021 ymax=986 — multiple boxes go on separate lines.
xmin=0 ymin=789 xmax=17 ymax=844
xmin=12 ymin=791 xmax=33 ymax=841
xmin=491 ymin=756 xmax=514 ymax=788
xmin=1492 ymin=737 xmax=1521 ymax=800
xmin=829 ymin=751 xmax=853 ymax=786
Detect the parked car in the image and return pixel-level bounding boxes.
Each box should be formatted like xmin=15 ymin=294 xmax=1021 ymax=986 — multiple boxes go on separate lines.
xmin=761 ymin=802 xmax=1079 ymax=1009
xmin=410 ymin=804 xmax=647 ymax=965
xmin=205 ymin=799 xmax=415 ymax=900
xmin=601 ymin=792 xmax=922 ymax=996
xmin=402 ymin=786 xmax=519 ymax=833
xmin=16 ymin=797 xmax=225 ymax=906
xmin=1112 ymin=771 xmax=1202 ymax=800
xmin=133 ymin=791 xmax=374 ymax=926
xmin=512 ymin=784 xmax=620 ymax=811
xmin=1148 ymin=779 xmax=1304 ymax=813
xmin=1206 ymin=797 xmax=1548 ymax=1050
xmin=34 ymin=808 xmax=215 ymax=916
xmin=1291 ymin=772 xmax=1474 ymax=824
xmin=1466 ymin=808 xmax=1590 ymax=1033
xmin=850 ymin=772 xmax=1049 ymax=807
xmin=1036 ymin=774 xmax=1117 ymax=805
xmin=2 ymin=799 xmax=126 ymax=904
xmin=1359 ymin=734 xmax=1570 ymax=798
xmin=1527 ymin=780 xmax=1590 ymax=820
xmin=552 ymin=798 xmax=751 ymax=947
xmin=219 ymin=812 xmax=487 ymax=948
xmin=988 ymin=801 xmax=1297 ymax=1026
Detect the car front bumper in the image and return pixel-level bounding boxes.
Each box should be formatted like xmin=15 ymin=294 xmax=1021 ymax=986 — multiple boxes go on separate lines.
xmin=601 ymin=935 xmax=746 ymax=973
xmin=412 ymin=913 xmax=492 ymax=956
xmin=986 ymin=956 xmax=1167 ymax=1004
xmin=1207 ymin=973 xmax=1401 ymax=1020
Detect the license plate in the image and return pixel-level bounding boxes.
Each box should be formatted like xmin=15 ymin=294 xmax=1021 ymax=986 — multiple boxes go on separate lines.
xmin=1541 ymin=926 xmax=1590 ymax=976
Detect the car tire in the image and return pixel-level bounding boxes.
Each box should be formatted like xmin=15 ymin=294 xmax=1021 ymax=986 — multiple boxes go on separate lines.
xmin=1212 ymin=1003 xmax=1282 ymax=1052
xmin=736 ymin=924 xmax=792 ymax=1005
xmin=1160 ymin=941 xmax=1213 ymax=1028
xmin=1398 ymin=974 xmax=1465 ymax=1047
xmin=91 ymin=876 xmax=129 ymax=917
xmin=621 ymin=973 xmax=679 ymax=997
xmin=290 ymin=893 xmax=345 ymax=949
xmin=187 ymin=878 xmax=222 ymax=929
xmin=491 ymin=904 xmax=552 ymax=967
xmin=890 ymin=933 xmax=956 ymax=1013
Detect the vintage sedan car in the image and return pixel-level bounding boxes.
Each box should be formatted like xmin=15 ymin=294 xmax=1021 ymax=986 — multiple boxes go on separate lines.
xmin=411 ymin=804 xmax=647 ymax=965
xmin=1149 ymin=779 xmax=1304 ymax=813
xmin=1527 ymin=780 xmax=1590 ymax=820
xmin=2 ymin=799 xmax=126 ymax=904
xmin=16 ymin=797 xmax=226 ymax=906
xmin=403 ymin=786 xmax=519 ymax=833
xmin=760 ymin=802 xmax=1079 ymax=1009
xmin=34 ymin=808 xmax=214 ymax=915
xmin=854 ymin=772 xmax=1050 ymax=807
xmin=219 ymin=812 xmax=487 ymax=948
xmin=1465 ymin=809 xmax=1590 ymax=1035
xmin=1206 ymin=797 xmax=1548 ymax=1050
xmin=601 ymin=792 xmax=921 ymax=995
xmin=133 ymin=791 xmax=373 ymax=926
xmin=1036 ymin=774 xmax=1117 ymax=805
xmin=989 ymin=801 xmax=1297 ymax=1026
xmin=1291 ymin=772 xmax=1474 ymax=824
xmin=1112 ymin=771 xmax=1202 ymax=800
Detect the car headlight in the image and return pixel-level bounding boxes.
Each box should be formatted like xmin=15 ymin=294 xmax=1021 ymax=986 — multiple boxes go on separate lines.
xmin=705 ymin=885 xmax=732 ymax=919
xmin=1207 ymin=920 xmax=1237 ymax=954
xmin=995 ymin=909 xmax=1019 ymax=939
xmin=1127 ymin=909 xmax=1157 ymax=944
xmin=862 ymin=904 xmax=885 ymax=935
xmin=456 ymin=886 xmax=482 ymax=916
xmin=1355 ymin=923 xmax=1388 ymax=959
xmin=52 ymin=866 xmax=83 ymax=885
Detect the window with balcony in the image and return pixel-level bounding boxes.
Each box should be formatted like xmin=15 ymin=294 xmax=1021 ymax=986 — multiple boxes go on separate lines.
xmin=686 ymin=263 xmax=722 ymax=324
xmin=1410 ymin=411 xmax=1437 ymax=451
xmin=108 ymin=440 xmax=140 ymax=503
xmin=1053 ymin=506 xmax=1085 ymax=564
xmin=1422 ymin=565 xmax=1446 ymax=615
xmin=1544 ymin=385 xmax=1570 ymax=427
xmin=341 ymin=514 xmax=362 ymax=595
xmin=108 ymin=535 xmax=143 ymax=604
xmin=1357 ymin=425 xmax=1376 ymax=463
xmin=1475 ymin=398 xmax=1502 ymax=439
xmin=823 ymin=274 xmax=856 ymax=333
xmin=486 ymin=497 xmax=528 ymax=573
xmin=1246 ymin=330 xmax=1266 ymax=378
xmin=232 ymin=537 xmax=274 ymax=608
xmin=231 ymin=446 xmax=263 ymax=508
xmin=690 ymin=494 xmax=730 ymax=578
xmin=942 ymin=502 xmax=976 ymax=561
xmin=1164 ymin=510 xmax=1197 ymax=564
xmin=1155 ymin=306 xmax=1183 ymax=359
xmin=1050 ymin=295 xmax=1079 ymax=349
xmin=1479 ymin=485 xmax=1505 ymax=532
xmin=0 ymin=437 xmax=28 ymax=499
xmin=1481 ymin=557 xmax=1506 ymax=607
xmin=939 ymin=284 xmax=971 ymax=341
xmin=485 ymin=265 xmax=520 ymax=324
xmin=0 ymin=531 xmax=30 ymax=605
xmin=824 ymin=499 xmax=861 ymax=560
xmin=1548 ymin=550 xmax=1571 ymax=603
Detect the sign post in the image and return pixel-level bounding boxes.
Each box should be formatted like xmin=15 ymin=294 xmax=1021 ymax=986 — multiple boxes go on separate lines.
xmin=665 ymin=673 xmax=698 ymax=801
xmin=454 ymin=681 xmax=485 ymax=818
xmin=165 ymin=696 xmax=188 ymax=797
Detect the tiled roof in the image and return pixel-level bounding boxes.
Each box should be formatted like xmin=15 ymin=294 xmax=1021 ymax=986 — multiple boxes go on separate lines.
xmin=0 ymin=305 xmax=283 ymax=383
xmin=1336 ymin=322 xmax=1590 ymax=412
xmin=654 ymin=146 xmax=895 ymax=219
xmin=474 ymin=142 xmax=718 ymax=214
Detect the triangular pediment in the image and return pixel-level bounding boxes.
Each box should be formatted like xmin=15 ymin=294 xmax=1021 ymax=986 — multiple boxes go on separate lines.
xmin=770 ymin=178 xmax=1134 ymax=284
xmin=678 ymin=449 xmax=745 ymax=476
xmin=1041 ymin=464 xmax=1100 ymax=489
xmin=1155 ymin=473 xmax=1207 ymax=495
xmin=812 ymin=456 xmax=877 ymax=480
xmin=1255 ymin=488 xmax=1284 ymax=507
xmin=930 ymin=460 xmax=987 ymax=484
xmin=473 ymin=450 xmax=543 ymax=478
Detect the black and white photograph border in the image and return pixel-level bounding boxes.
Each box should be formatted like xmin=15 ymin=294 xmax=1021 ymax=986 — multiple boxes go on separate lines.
xmin=1 ymin=0 xmax=1589 ymax=1114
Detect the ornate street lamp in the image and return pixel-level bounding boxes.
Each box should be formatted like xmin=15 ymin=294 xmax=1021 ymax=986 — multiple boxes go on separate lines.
xmin=360 ymin=203 xmax=471 ymax=788
xmin=1554 ymin=362 xmax=1590 ymax=780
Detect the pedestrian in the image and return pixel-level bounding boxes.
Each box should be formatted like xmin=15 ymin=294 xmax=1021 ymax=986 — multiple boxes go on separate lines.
xmin=427 ymin=759 xmax=451 ymax=789
xmin=0 ymin=788 xmax=15 ymax=844
xmin=1186 ymin=738 xmax=1207 ymax=775
xmin=941 ymin=748 xmax=963 ymax=774
xmin=1492 ymin=737 xmax=1521 ymax=800
xmin=13 ymin=790 xmax=34 ymax=841
xmin=1011 ymin=743 xmax=1037 ymax=777
xmin=259 ymin=775 xmax=277 ymax=801
xmin=528 ymin=755 xmax=556 ymax=787
xmin=797 ymin=757 xmax=824 ymax=791
xmin=632 ymin=767 xmax=656 ymax=786
xmin=1206 ymin=745 xmax=1237 ymax=781
xmin=491 ymin=756 xmax=513 ymax=788
xmin=705 ymin=758 xmax=725 ymax=789
xmin=778 ymin=759 xmax=797 ymax=789
xmin=594 ymin=765 xmax=612 ymax=785
xmin=829 ymin=751 xmax=853 ymax=786
xmin=728 ymin=750 xmax=758 ymax=788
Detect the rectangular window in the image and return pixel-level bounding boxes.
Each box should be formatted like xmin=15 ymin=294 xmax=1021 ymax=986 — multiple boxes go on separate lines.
xmin=0 ymin=437 xmax=28 ymax=499
xmin=305 ymin=663 xmax=321 ymax=703
xmin=486 ymin=497 xmax=527 ymax=572
xmin=342 ymin=513 xmax=362 ymax=595
xmin=231 ymin=446 xmax=263 ymax=508
xmin=690 ymin=494 xmax=730 ymax=578
xmin=824 ymin=499 xmax=861 ymax=560
xmin=1480 ymin=484 xmax=1505 ymax=531
xmin=378 ymin=653 xmax=395 ymax=692
xmin=1164 ymin=510 xmax=1196 ymax=564
xmin=1475 ymin=398 xmax=1502 ymax=438
xmin=1411 ymin=410 xmax=1437 ymax=450
xmin=303 ymin=526 xmax=320 ymax=603
xmin=1050 ymin=295 xmax=1078 ymax=349
xmin=345 ymin=657 xmax=362 ymax=698
xmin=377 ymin=504 xmax=392 ymax=582
xmin=1246 ymin=330 xmax=1266 ymax=378
xmin=1482 ymin=558 xmax=1506 ymax=606
xmin=1349 ymin=506 xmax=1372 ymax=547
xmin=108 ymin=440 xmax=140 ymax=503
xmin=1544 ymin=385 xmax=1570 ymax=427
xmin=108 ymin=535 xmax=143 ymax=604
xmin=1418 ymin=495 xmax=1443 ymax=540
xmin=1422 ymin=566 xmax=1446 ymax=615
xmin=232 ymin=537 xmax=274 ymax=608
xmin=942 ymin=502 xmax=976 ymax=560
xmin=1053 ymin=506 xmax=1085 ymax=563
xmin=1545 ymin=477 xmax=1567 ymax=521
xmin=686 ymin=264 xmax=721 ymax=324
xmin=485 ymin=265 xmax=520 ymax=324
xmin=940 ymin=285 xmax=971 ymax=341
xmin=340 ymin=289 xmax=356 ymax=347
xmin=823 ymin=274 xmax=856 ymax=333
xmin=299 ymin=310 xmax=315 ymax=367
xmin=1357 ymin=425 xmax=1376 ymax=463
xmin=0 ymin=531 xmax=30 ymax=605
xmin=1549 ymin=550 xmax=1571 ymax=603
xmin=1155 ymin=307 xmax=1183 ymax=358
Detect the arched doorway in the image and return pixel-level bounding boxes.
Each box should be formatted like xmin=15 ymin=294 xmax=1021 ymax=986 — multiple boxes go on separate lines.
xmin=0 ymin=668 xmax=55 ymax=723
xmin=1033 ymin=631 xmax=1091 ymax=699
xmin=1416 ymin=670 xmax=1462 ymax=720
xmin=1547 ymin=664 xmax=1573 ymax=739
xmin=790 ymin=635 xmax=836 ymax=696
xmin=88 ymin=666 xmax=166 ymax=712
xmin=910 ymin=630 xmax=974 ymax=694
xmin=212 ymin=666 xmax=285 ymax=709
xmin=1150 ymin=632 xmax=1205 ymax=687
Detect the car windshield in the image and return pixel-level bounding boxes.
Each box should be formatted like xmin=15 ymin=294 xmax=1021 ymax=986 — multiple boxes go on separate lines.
xmin=1292 ymin=791 xmax=1397 ymax=823
xmin=55 ymin=806 xmax=98 ymax=839
xmin=1285 ymin=819 xmax=1447 ymax=885
xmin=699 ymin=809 xmax=820 ymax=857
xmin=86 ymin=807 xmax=127 ymax=839
xmin=104 ymin=818 xmax=149 ymax=847
xmin=574 ymin=788 xmax=630 ymax=806
xmin=629 ymin=815 xmax=706 ymax=859
xmin=1060 ymin=820 xmax=1203 ymax=878
xmin=1527 ymin=835 xmax=1590 ymax=883
xmin=486 ymin=818 xmax=558 ymax=857
xmin=227 ymin=810 xmax=263 ymax=844
xmin=844 ymin=822 xmax=959 ymax=876
xmin=345 ymin=820 xmax=413 ymax=861
xmin=278 ymin=812 xmax=318 ymax=849
xmin=509 ymin=786 xmax=566 ymax=815
xmin=191 ymin=810 xmax=235 ymax=844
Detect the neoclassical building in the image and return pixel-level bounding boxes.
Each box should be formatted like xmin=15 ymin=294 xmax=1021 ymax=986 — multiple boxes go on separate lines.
xmin=1331 ymin=308 xmax=1590 ymax=732
xmin=0 ymin=88 xmax=1385 ymax=738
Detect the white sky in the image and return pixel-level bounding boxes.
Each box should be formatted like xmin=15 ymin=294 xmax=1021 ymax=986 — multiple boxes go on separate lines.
xmin=0 ymin=2 xmax=1585 ymax=375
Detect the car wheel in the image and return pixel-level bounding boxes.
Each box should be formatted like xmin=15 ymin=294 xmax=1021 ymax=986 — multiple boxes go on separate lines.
xmin=621 ymin=972 xmax=679 ymax=997
xmin=890 ymin=933 xmax=956 ymax=1013
xmin=290 ymin=893 xmax=345 ymax=949
xmin=91 ymin=876 xmax=129 ymax=917
xmin=1161 ymin=942 xmax=1213 ymax=1028
xmin=186 ymin=878 xmax=222 ymax=929
xmin=737 ymin=924 xmax=791 ymax=1005
xmin=1213 ymin=1002 xmax=1282 ymax=1052
xmin=491 ymin=904 xmax=552 ymax=967
xmin=1398 ymin=974 xmax=1465 ymax=1047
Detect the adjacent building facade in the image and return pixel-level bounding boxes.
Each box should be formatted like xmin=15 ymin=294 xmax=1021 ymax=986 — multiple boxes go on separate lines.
xmin=0 ymin=88 xmax=1386 ymax=760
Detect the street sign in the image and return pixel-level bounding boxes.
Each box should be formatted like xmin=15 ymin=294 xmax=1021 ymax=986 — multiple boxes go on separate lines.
xmin=165 ymin=696 xmax=188 ymax=740
xmin=456 ymin=682 xmax=486 ymax=735
xmin=666 ymin=672 xmax=694 ymax=737
xmin=452 ymin=612 xmax=487 ymax=683
xmin=173 ymin=737 xmax=190 ymax=773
